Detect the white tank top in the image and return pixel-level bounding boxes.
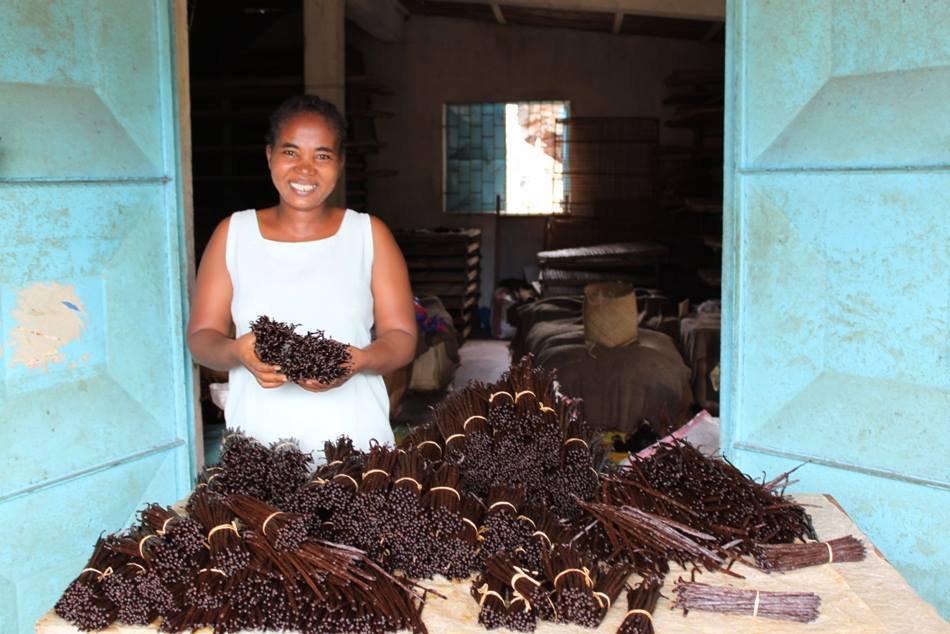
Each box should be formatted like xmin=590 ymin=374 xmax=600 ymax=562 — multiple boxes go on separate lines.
xmin=224 ymin=208 xmax=393 ymax=458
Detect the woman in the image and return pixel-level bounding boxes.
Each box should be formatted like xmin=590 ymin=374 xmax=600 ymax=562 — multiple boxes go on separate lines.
xmin=187 ymin=95 xmax=416 ymax=456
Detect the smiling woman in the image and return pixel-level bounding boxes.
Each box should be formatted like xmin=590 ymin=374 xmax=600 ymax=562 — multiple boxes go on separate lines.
xmin=186 ymin=95 xmax=417 ymax=457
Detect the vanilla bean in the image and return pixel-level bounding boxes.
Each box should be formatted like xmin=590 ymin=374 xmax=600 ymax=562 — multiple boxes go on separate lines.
xmin=672 ymin=579 xmax=821 ymax=623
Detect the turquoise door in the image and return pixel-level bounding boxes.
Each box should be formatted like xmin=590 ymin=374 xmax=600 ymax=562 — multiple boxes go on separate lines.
xmin=723 ymin=0 xmax=950 ymax=617
xmin=0 ymin=2 xmax=194 ymax=632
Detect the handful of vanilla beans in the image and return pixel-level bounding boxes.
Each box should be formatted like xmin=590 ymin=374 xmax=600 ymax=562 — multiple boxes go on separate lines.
xmin=250 ymin=315 xmax=352 ymax=383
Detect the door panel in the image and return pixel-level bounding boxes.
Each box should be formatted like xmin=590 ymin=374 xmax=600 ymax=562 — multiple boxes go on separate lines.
xmin=0 ymin=1 xmax=193 ymax=632
xmin=724 ymin=0 xmax=950 ymax=617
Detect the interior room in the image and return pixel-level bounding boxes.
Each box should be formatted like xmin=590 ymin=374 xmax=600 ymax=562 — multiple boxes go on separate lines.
xmin=188 ymin=0 xmax=726 ymax=459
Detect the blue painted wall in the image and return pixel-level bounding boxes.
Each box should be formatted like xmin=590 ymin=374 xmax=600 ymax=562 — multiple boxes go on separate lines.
xmin=722 ymin=0 xmax=950 ymax=618
xmin=0 ymin=2 xmax=194 ymax=632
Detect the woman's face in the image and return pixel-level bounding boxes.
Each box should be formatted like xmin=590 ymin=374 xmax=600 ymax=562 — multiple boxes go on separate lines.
xmin=266 ymin=112 xmax=343 ymax=211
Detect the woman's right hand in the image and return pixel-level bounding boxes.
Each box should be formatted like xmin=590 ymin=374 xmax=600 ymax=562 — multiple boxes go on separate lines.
xmin=233 ymin=332 xmax=286 ymax=388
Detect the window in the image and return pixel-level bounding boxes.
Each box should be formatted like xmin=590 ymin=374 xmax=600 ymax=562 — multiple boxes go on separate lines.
xmin=443 ymin=100 xmax=569 ymax=215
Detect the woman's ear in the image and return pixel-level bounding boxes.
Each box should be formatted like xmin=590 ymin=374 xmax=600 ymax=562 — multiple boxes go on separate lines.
xmin=265 ymin=145 xmax=272 ymax=165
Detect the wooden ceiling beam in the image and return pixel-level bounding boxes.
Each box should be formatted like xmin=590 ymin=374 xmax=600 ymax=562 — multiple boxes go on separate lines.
xmin=432 ymin=0 xmax=724 ymax=22
xmin=611 ymin=11 xmax=624 ymax=33
xmin=345 ymin=0 xmax=407 ymax=42
xmin=491 ymin=3 xmax=507 ymax=24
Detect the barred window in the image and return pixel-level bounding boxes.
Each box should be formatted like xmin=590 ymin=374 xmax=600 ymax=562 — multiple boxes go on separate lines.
xmin=443 ymin=100 xmax=569 ymax=215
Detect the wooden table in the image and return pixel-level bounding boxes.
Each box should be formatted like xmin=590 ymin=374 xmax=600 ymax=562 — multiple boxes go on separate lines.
xmin=37 ymin=495 xmax=949 ymax=633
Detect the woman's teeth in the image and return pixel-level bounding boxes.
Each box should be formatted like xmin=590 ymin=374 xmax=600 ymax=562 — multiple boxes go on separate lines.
xmin=290 ymin=182 xmax=316 ymax=194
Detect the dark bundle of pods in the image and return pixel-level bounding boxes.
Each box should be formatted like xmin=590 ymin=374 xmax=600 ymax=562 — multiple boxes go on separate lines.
xmin=55 ymin=498 xmax=430 ymax=633
xmin=201 ymin=431 xmax=311 ymax=506
xmin=605 ymin=437 xmax=816 ymax=553
xmin=250 ymin=315 xmax=352 ymax=383
xmin=283 ymin=440 xmax=483 ymax=581
xmin=406 ymin=356 xmax=604 ymax=520
xmin=56 ymin=356 xmax=832 ymax=633
xmin=753 ymin=534 xmax=866 ymax=572
xmin=617 ymin=575 xmax=663 ymax=634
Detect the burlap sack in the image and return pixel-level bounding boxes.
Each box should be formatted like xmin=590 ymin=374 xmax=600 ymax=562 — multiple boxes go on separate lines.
xmin=583 ymin=281 xmax=638 ymax=348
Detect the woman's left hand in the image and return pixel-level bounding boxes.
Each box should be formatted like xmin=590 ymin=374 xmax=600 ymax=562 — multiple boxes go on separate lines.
xmin=297 ymin=346 xmax=366 ymax=393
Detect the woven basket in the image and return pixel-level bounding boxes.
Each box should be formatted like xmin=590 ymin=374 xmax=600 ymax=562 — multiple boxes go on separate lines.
xmin=583 ymin=281 xmax=639 ymax=348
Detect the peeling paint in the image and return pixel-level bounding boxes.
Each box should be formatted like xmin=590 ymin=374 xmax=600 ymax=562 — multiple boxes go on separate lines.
xmin=8 ymin=282 xmax=87 ymax=371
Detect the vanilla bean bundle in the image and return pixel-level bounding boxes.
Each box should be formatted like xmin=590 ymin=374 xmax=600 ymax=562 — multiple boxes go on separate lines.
xmin=189 ymin=491 xmax=250 ymax=575
xmin=543 ymin=544 xmax=601 ymax=627
xmin=228 ymin=494 xmax=307 ymax=552
xmin=672 ymin=579 xmax=821 ymax=623
xmin=578 ymin=500 xmax=724 ymax=573
xmin=753 ymin=535 xmax=866 ymax=572
xmin=251 ymin=315 xmax=352 ymax=383
xmin=618 ymin=575 xmax=663 ymax=634
xmin=54 ymin=538 xmax=122 ymax=630
xmin=610 ymin=438 xmax=816 ymax=552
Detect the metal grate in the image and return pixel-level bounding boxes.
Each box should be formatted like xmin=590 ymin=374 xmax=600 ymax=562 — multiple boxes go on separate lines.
xmin=443 ymin=100 xmax=569 ymax=214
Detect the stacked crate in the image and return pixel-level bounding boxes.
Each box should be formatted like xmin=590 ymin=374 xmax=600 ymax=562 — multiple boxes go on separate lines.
xmin=394 ymin=228 xmax=481 ymax=342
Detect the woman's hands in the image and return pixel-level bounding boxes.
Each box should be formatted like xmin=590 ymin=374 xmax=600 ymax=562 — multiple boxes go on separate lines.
xmin=232 ymin=333 xmax=365 ymax=393
xmin=233 ymin=331 xmax=286 ymax=388
xmin=297 ymin=346 xmax=365 ymax=393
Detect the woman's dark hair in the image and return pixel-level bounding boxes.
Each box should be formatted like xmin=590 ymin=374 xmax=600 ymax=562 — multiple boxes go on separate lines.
xmin=265 ymin=94 xmax=347 ymax=151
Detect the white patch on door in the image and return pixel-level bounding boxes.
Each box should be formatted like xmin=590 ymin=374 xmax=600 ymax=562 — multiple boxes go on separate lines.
xmin=8 ymin=282 xmax=87 ymax=371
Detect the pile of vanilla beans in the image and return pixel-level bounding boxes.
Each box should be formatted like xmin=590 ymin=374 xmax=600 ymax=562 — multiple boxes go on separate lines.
xmin=251 ymin=315 xmax=351 ymax=383
xmin=56 ymin=357 xmax=862 ymax=633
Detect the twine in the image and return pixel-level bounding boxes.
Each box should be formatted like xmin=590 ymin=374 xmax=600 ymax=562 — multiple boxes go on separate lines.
xmin=462 ymin=517 xmax=479 ymax=533
xmin=489 ymin=391 xmax=513 ymax=403
xmin=516 ymin=514 xmax=537 ymax=528
xmin=514 ymin=390 xmax=535 ymax=402
xmin=565 ymin=437 xmax=589 ymax=448
xmin=261 ymin=512 xmax=282 ymax=536
xmin=158 ymin=516 xmax=175 ymax=536
xmin=80 ymin=567 xmax=113 ymax=582
xmin=362 ymin=469 xmax=390 ymax=480
xmin=488 ymin=500 xmax=517 ymax=513
xmin=826 ymin=541 xmax=834 ymax=563
xmin=593 ymin=591 xmax=611 ymax=609
xmin=511 ymin=566 xmax=541 ymax=588
xmin=752 ymin=590 xmax=760 ymax=617
xmin=138 ymin=534 xmax=160 ymax=558
xmin=463 ymin=415 xmax=487 ymax=430
xmin=333 ymin=473 xmax=359 ymax=489
xmin=198 ymin=567 xmax=228 ymax=577
xmin=208 ymin=521 xmax=240 ymax=541
xmin=430 ymin=486 xmax=461 ymax=500
xmin=327 ymin=460 xmax=343 ymax=467
xmin=539 ymin=404 xmax=556 ymax=413
xmin=624 ymin=608 xmax=653 ymax=623
xmin=125 ymin=562 xmax=146 ymax=574
xmin=395 ymin=476 xmax=422 ymax=491
xmin=444 ymin=433 xmax=466 ymax=445
xmin=475 ymin=583 xmax=505 ymax=608
xmin=510 ymin=591 xmax=532 ymax=612
xmin=416 ymin=440 xmax=443 ymax=454
xmin=553 ymin=567 xmax=593 ymax=588
xmin=532 ymin=530 xmax=552 ymax=547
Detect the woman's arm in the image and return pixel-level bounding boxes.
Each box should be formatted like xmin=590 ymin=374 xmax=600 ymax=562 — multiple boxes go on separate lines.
xmin=358 ymin=216 xmax=418 ymax=374
xmin=187 ymin=217 xmax=285 ymax=388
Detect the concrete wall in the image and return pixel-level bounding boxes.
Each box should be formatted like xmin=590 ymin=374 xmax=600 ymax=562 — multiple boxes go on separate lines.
xmin=349 ymin=16 xmax=722 ymax=304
